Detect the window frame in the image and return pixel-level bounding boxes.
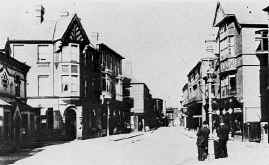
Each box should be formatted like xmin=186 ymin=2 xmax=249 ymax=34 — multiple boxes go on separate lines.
xmin=37 ymin=45 xmax=50 ymax=63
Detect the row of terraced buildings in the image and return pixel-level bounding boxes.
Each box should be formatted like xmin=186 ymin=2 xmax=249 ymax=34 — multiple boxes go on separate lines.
xmin=180 ymin=1 xmax=269 ymax=143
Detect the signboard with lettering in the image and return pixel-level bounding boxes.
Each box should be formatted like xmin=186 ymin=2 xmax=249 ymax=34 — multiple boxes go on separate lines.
xmin=220 ymin=58 xmax=236 ymax=72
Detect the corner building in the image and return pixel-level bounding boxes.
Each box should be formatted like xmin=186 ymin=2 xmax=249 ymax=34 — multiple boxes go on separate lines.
xmin=5 ymin=14 xmax=101 ymax=140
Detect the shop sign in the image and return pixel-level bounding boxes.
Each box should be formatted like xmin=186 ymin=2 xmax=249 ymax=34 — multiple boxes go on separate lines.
xmin=234 ymin=108 xmax=242 ymax=113
xmin=220 ymin=58 xmax=236 ymax=72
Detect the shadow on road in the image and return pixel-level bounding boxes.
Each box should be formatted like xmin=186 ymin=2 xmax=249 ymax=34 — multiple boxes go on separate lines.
xmin=0 ymin=141 xmax=69 ymax=165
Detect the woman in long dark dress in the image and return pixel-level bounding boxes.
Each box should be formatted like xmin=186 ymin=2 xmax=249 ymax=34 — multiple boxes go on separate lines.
xmin=216 ymin=121 xmax=229 ymax=158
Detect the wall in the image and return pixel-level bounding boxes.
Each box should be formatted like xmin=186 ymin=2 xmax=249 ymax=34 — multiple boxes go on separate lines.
xmin=10 ymin=43 xmax=54 ymax=97
xmin=130 ymin=84 xmax=144 ymax=113
xmin=241 ymin=28 xmax=261 ymax=122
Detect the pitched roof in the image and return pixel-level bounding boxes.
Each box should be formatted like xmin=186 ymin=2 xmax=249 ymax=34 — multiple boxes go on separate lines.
xmin=97 ymin=43 xmax=125 ymax=59
xmin=213 ymin=0 xmax=268 ymax=26
xmin=2 ymin=13 xmax=90 ymax=46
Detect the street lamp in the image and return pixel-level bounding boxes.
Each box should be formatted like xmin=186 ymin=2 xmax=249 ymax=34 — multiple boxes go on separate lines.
xmin=206 ymin=67 xmax=216 ymax=159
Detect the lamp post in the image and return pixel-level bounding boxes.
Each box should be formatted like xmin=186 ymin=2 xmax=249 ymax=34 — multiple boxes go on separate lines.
xmin=207 ymin=67 xmax=215 ymax=159
xmin=106 ymin=99 xmax=110 ymax=136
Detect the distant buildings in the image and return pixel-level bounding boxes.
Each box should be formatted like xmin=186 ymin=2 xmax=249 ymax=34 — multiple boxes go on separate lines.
xmin=130 ymin=82 xmax=153 ymax=131
xmin=180 ymin=1 xmax=269 ymax=142
xmin=181 ymin=56 xmax=217 ymax=129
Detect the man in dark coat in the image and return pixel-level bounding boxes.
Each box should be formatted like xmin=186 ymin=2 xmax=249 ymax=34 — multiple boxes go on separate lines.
xmin=196 ymin=121 xmax=210 ymax=161
xmin=216 ymin=121 xmax=229 ymax=158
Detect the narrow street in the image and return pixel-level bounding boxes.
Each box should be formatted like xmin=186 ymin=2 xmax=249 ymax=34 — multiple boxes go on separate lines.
xmin=4 ymin=127 xmax=269 ymax=165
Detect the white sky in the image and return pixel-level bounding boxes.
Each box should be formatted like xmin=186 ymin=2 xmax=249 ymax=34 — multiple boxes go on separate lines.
xmin=0 ymin=0 xmax=264 ymax=107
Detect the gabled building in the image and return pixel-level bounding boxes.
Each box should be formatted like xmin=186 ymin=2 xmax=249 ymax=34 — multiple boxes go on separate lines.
xmin=3 ymin=12 xmax=101 ymax=140
xmin=0 ymin=51 xmax=39 ymax=151
xmin=213 ymin=1 xmax=268 ymax=140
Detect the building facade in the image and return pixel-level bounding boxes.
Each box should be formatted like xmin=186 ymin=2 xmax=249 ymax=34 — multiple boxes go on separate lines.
xmin=0 ymin=51 xmax=39 ymax=151
xmin=97 ymin=43 xmax=125 ymax=135
xmin=130 ymin=82 xmax=153 ymax=131
xmin=4 ymin=14 xmax=102 ymax=140
xmin=182 ymin=57 xmax=217 ymax=130
xmin=213 ymin=1 xmax=267 ymax=140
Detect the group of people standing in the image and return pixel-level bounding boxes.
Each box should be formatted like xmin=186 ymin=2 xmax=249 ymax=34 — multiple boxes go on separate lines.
xmin=196 ymin=120 xmax=229 ymax=161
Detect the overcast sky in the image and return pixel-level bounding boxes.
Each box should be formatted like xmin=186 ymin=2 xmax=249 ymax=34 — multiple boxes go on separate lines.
xmin=0 ymin=0 xmax=263 ymax=107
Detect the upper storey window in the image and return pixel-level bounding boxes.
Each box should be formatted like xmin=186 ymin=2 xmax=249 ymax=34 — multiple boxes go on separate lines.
xmin=38 ymin=45 xmax=50 ymax=62
xmin=62 ymin=43 xmax=79 ymax=62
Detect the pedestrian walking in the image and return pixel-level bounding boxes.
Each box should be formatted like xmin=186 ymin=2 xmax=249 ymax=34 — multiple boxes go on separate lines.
xmin=196 ymin=121 xmax=210 ymax=161
xmin=215 ymin=121 xmax=229 ymax=158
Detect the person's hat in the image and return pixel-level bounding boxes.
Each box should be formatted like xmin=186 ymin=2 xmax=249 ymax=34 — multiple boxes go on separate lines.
xmin=202 ymin=121 xmax=208 ymax=125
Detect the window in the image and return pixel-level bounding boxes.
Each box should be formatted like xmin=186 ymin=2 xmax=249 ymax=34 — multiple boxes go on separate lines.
xmin=61 ymin=75 xmax=69 ymax=92
xmin=38 ymin=75 xmax=50 ymax=96
xmin=13 ymin=45 xmax=25 ymax=62
xmin=1 ymin=72 xmax=9 ymax=89
xmin=62 ymin=46 xmax=70 ymax=62
xmin=193 ymin=84 xmax=197 ymax=91
xmin=71 ymin=44 xmax=79 ymax=62
xmin=84 ymin=80 xmax=88 ymax=96
xmin=71 ymin=65 xmax=78 ymax=73
xmin=62 ymin=65 xmax=69 ymax=73
xmin=15 ymin=75 xmax=21 ymax=97
xmin=106 ymin=78 xmax=111 ymax=93
xmin=229 ymin=76 xmax=236 ymax=92
xmin=22 ymin=113 xmax=28 ymax=134
xmin=4 ymin=111 xmax=11 ymax=138
xmin=38 ymin=45 xmax=50 ymax=62
xmin=71 ymin=75 xmax=79 ymax=92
